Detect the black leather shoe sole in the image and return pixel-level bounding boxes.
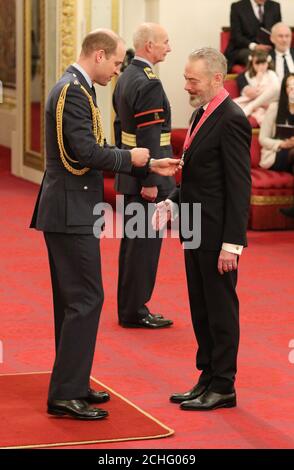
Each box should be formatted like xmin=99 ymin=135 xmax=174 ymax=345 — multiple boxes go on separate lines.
xmin=119 ymin=320 xmax=173 ymax=329
xmin=47 ymin=403 xmax=108 ymax=420
xmin=181 ymin=398 xmax=236 ymax=411
xmin=180 ymin=393 xmax=236 ymax=411
xmin=47 ymin=407 xmax=108 ymax=421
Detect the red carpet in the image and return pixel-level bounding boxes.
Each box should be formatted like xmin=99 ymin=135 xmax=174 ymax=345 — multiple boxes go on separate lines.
xmin=0 ymin=372 xmax=173 ymax=448
xmin=1 ymin=147 xmax=294 ymax=449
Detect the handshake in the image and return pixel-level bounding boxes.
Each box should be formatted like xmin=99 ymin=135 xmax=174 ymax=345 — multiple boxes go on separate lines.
xmin=130 ymin=147 xmax=183 ymax=176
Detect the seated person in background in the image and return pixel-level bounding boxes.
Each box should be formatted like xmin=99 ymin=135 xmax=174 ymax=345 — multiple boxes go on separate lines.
xmin=259 ymin=73 xmax=294 ymax=173
xmin=270 ymin=23 xmax=294 ymax=82
xmin=234 ymin=49 xmax=280 ymax=124
xmin=225 ymin=0 xmax=281 ymax=71
xmin=120 ymin=48 xmax=135 ymax=73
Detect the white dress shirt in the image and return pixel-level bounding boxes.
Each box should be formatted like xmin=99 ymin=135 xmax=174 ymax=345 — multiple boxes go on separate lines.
xmin=249 ymin=0 xmax=265 ymax=51
xmin=274 ymin=50 xmax=294 ymax=82
xmin=250 ymin=0 xmax=264 ymax=21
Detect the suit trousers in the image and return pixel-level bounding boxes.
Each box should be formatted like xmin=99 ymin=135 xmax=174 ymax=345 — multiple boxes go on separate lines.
xmin=184 ymin=248 xmax=239 ymax=393
xmin=117 ymin=195 xmax=163 ymax=323
xmin=44 ymin=232 xmax=104 ymax=401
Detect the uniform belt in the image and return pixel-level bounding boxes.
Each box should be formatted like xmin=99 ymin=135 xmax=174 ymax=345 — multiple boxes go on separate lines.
xmin=121 ymin=131 xmax=171 ymax=147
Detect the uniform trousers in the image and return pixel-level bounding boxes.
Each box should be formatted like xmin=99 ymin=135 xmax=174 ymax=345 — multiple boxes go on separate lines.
xmin=44 ymin=232 xmax=103 ymax=401
xmin=117 ymin=195 xmax=164 ymax=324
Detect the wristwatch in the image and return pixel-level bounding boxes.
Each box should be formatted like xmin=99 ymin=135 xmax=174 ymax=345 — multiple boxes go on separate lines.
xmin=148 ymin=158 xmax=155 ymax=172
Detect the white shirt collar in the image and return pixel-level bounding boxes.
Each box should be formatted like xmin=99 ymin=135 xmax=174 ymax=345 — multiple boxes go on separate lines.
xmin=250 ymin=0 xmax=263 ymax=18
xmin=134 ymin=56 xmax=154 ymax=69
xmin=276 ymin=49 xmax=291 ymax=57
xmin=72 ymin=63 xmax=93 ymax=88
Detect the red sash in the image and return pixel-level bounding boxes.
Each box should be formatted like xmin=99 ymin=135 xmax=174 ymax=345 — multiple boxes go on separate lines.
xmin=183 ymin=88 xmax=229 ymax=152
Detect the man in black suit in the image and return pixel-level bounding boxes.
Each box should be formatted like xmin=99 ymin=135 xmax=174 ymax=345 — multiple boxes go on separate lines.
xmin=30 ymin=29 xmax=179 ymax=420
xmin=225 ymin=0 xmax=282 ymax=70
xmin=154 ymin=48 xmax=251 ymax=410
xmin=270 ymin=22 xmax=294 ymax=81
xmin=113 ymin=23 xmax=175 ymax=329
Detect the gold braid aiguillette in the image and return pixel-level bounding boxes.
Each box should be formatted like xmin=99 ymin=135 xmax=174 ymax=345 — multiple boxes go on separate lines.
xmin=56 ymin=83 xmax=105 ymax=176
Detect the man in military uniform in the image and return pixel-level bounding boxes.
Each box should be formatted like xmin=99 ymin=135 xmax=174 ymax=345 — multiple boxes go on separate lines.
xmin=113 ymin=23 xmax=176 ymax=329
xmin=30 ymin=29 xmax=179 ymax=420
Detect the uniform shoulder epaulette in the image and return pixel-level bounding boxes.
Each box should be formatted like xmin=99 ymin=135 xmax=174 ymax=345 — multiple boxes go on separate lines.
xmin=71 ymin=73 xmax=81 ymax=87
xmin=143 ymin=67 xmax=158 ymax=80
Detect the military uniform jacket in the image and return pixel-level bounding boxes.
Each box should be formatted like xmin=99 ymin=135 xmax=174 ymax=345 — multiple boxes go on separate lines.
xmin=113 ymin=59 xmax=176 ymax=196
xmin=30 ymin=65 xmax=145 ymax=234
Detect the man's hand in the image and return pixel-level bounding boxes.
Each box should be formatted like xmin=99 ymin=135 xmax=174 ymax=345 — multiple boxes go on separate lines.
xmin=255 ymin=44 xmax=272 ymax=51
xmin=280 ymin=137 xmax=294 ymax=150
xmin=217 ymin=249 xmax=238 ymax=275
xmin=152 ymin=200 xmax=173 ymax=231
xmin=150 ymin=158 xmax=182 ymax=176
xmin=141 ymin=186 xmax=158 ymax=202
xmin=243 ymin=86 xmax=259 ymax=99
xmin=130 ymin=148 xmax=150 ymax=167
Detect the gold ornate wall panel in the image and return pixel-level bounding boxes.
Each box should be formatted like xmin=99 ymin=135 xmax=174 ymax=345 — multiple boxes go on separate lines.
xmin=58 ymin=0 xmax=77 ymax=75
xmin=111 ymin=0 xmax=120 ymax=33
xmin=0 ymin=0 xmax=16 ymax=88
xmin=23 ymin=0 xmax=45 ymax=171
xmin=84 ymin=0 xmax=92 ymax=34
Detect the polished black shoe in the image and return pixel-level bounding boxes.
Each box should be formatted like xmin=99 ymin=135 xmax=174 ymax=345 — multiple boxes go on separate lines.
xmin=150 ymin=313 xmax=164 ymax=319
xmin=47 ymin=399 xmax=109 ymax=420
xmin=280 ymin=207 xmax=294 ymax=218
xmin=170 ymin=383 xmax=208 ymax=403
xmin=120 ymin=313 xmax=173 ymax=329
xmin=85 ymin=388 xmax=110 ymax=404
xmin=180 ymin=390 xmax=236 ymax=411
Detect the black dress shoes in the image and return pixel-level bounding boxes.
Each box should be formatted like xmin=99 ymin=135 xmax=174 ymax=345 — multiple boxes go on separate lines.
xmin=280 ymin=206 xmax=294 ymax=218
xmin=120 ymin=313 xmax=173 ymax=329
xmin=85 ymin=388 xmax=110 ymax=404
xmin=170 ymin=383 xmax=208 ymax=403
xmin=151 ymin=313 xmax=164 ymax=319
xmin=180 ymin=390 xmax=236 ymax=411
xmin=47 ymin=399 xmax=109 ymax=420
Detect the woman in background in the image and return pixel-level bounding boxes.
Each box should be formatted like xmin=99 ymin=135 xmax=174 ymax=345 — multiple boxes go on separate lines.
xmin=259 ymin=73 xmax=294 ymax=172
xmin=235 ymin=49 xmax=280 ymax=125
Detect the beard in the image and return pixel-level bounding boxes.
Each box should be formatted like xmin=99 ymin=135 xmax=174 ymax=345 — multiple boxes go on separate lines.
xmin=190 ymin=94 xmax=209 ymax=109
xmin=189 ymin=95 xmax=202 ymax=108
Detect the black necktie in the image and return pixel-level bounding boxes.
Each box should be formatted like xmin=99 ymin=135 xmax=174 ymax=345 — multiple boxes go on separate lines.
xmin=283 ymin=54 xmax=290 ymax=77
xmin=257 ymin=4 xmax=264 ymax=23
xmin=190 ymin=107 xmax=204 ymax=135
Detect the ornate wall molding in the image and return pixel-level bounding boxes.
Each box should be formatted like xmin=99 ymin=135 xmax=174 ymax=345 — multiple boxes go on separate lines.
xmin=58 ymin=0 xmax=77 ymax=75
xmin=111 ymin=0 xmax=120 ymax=33
xmin=84 ymin=0 xmax=92 ymax=34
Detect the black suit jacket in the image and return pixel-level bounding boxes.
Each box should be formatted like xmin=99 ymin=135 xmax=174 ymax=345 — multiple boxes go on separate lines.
xmin=225 ymin=0 xmax=281 ymax=65
xmin=113 ymin=59 xmax=175 ymax=196
xmin=169 ymin=96 xmax=252 ymax=250
xmin=270 ymin=48 xmax=294 ymax=73
xmin=30 ymin=65 xmax=146 ymax=234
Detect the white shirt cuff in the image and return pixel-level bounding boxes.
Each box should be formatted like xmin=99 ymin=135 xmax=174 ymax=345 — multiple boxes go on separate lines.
xmin=165 ymin=199 xmax=179 ymax=221
xmin=249 ymin=42 xmax=257 ymax=51
xmin=222 ymin=243 xmax=243 ymax=255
